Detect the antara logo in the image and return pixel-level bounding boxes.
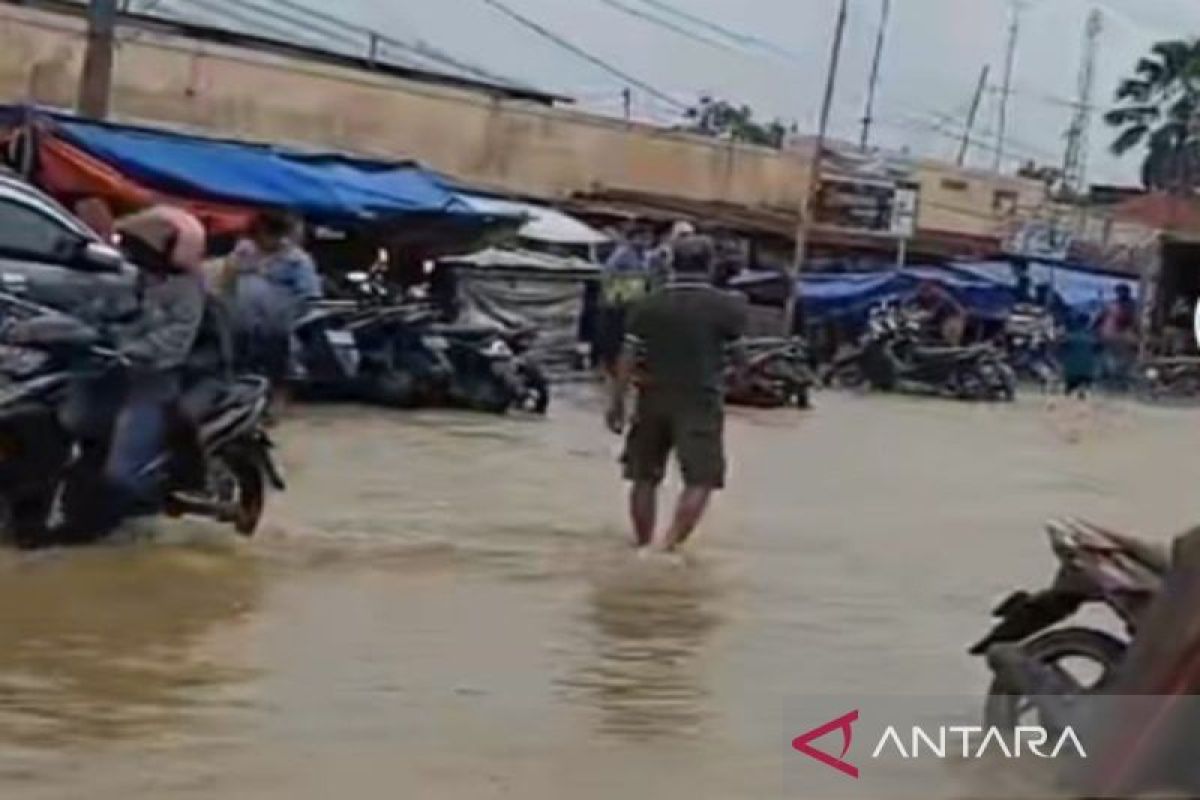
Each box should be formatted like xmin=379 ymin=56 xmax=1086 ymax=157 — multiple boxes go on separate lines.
xmin=792 ymin=710 xmax=1087 ymax=779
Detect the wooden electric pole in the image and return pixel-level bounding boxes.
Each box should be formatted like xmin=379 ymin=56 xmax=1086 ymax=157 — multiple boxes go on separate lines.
xmin=994 ymin=0 xmax=1024 ymax=173
xmin=78 ymin=0 xmax=118 ymax=119
xmin=860 ymin=0 xmax=891 ymax=149
xmin=957 ymin=65 xmax=990 ymax=167
xmin=783 ymin=0 xmax=849 ymax=336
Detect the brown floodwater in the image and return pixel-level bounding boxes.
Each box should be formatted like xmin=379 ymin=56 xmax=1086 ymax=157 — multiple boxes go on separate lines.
xmin=0 ymin=388 xmax=1196 ymax=799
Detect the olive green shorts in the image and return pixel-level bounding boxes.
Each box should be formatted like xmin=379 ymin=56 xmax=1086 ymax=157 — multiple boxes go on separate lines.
xmin=622 ymin=391 xmax=726 ymax=489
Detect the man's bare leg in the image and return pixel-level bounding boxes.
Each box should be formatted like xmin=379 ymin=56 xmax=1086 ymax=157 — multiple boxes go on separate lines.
xmin=657 ymin=486 xmax=713 ymax=551
xmin=630 ymin=482 xmax=659 ymax=548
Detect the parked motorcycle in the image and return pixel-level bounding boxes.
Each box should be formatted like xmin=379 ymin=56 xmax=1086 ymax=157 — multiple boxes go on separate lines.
xmin=824 ymin=305 xmax=1016 ymax=401
xmin=968 ymin=517 xmax=1166 ymax=729
xmin=725 ymin=336 xmax=814 ymax=409
xmin=1003 ymin=303 xmax=1060 ymax=388
xmin=0 ymin=298 xmax=284 ymax=547
xmin=1137 ymin=357 xmax=1200 ymax=402
xmin=397 ymin=318 xmax=550 ymax=414
xmin=292 ymin=270 xmax=549 ymax=414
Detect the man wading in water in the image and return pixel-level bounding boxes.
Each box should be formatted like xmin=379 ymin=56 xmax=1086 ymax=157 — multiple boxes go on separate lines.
xmin=605 ymin=235 xmax=748 ymax=553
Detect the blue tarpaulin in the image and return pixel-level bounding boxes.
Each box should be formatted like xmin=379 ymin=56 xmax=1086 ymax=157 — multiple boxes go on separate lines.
xmin=732 ymin=260 xmax=1138 ymax=323
xmin=22 ymin=108 xmax=485 ymax=224
xmin=952 ymin=259 xmax=1138 ymax=318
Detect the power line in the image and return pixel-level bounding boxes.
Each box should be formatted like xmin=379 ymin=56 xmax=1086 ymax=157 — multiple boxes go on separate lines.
xmin=630 ymin=0 xmax=801 ymax=62
xmin=592 ymin=0 xmax=737 ymax=54
xmin=168 ymin=0 xmax=338 ymax=51
xmin=260 ymin=0 xmax=517 ymax=86
xmin=475 ymin=0 xmax=685 ymax=109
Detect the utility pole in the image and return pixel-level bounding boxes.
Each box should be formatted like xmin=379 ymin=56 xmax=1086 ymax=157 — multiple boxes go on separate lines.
xmin=783 ymin=0 xmax=849 ymax=336
xmin=78 ymin=0 xmax=119 ymax=118
xmin=957 ymin=65 xmax=991 ymax=167
xmin=994 ymin=0 xmax=1024 ymax=173
xmin=859 ymin=0 xmax=892 ymax=149
xmin=1061 ymin=9 xmax=1103 ymax=200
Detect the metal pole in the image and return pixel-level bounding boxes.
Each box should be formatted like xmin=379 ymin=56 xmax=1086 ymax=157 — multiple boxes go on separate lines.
xmin=994 ymin=1 xmax=1023 ymax=173
xmin=78 ymin=0 xmax=119 ymax=118
xmin=783 ymin=0 xmax=849 ymax=336
xmin=860 ymin=0 xmax=891 ymax=150
xmin=367 ymin=33 xmax=380 ymax=67
xmin=896 ymin=237 xmax=908 ymax=268
xmin=958 ymin=65 xmax=990 ymax=167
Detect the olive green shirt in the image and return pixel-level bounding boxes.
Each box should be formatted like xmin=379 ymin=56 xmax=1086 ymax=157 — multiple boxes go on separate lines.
xmin=625 ymin=277 xmax=749 ymax=395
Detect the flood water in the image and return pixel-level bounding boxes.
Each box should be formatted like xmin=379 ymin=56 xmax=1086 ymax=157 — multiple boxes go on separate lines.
xmin=0 ymin=388 xmax=1196 ymax=799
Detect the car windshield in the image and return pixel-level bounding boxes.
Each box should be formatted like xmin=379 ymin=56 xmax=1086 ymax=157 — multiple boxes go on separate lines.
xmin=0 ymin=177 xmax=97 ymax=243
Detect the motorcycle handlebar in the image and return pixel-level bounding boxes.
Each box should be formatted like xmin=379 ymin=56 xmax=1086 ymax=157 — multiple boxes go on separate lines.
xmin=0 ymin=291 xmax=127 ymax=365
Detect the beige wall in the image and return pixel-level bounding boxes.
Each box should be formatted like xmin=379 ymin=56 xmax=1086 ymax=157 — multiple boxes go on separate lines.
xmin=0 ymin=3 xmax=1047 ymax=244
xmin=0 ymin=3 xmax=808 ymax=212
xmin=913 ymin=160 xmax=1048 ymax=238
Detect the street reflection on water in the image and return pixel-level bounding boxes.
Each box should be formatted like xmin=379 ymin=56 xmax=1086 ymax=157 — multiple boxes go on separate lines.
xmin=0 ymin=390 xmax=1196 ymax=799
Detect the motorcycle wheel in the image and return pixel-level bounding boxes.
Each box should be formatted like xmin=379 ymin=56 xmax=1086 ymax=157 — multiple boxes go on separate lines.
xmin=0 ymin=491 xmax=53 ymax=549
xmin=212 ymin=452 xmax=265 ymax=537
xmin=792 ymin=382 xmax=812 ymax=409
xmin=460 ymin=376 xmax=512 ymax=415
xmin=994 ymin=364 xmax=1018 ymax=402
xmin=983 ymin=627 xmax=1126 ymax=731
xmin=517 ymin=363 xmax=551 ymax=415
xmin=365 ymin=370 xmax=421 ymax=409
xmin=955 ymin=369 xmax=988 ymax=401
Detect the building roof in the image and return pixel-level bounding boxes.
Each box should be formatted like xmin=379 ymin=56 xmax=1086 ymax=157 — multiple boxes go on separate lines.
xmin=1113 ymin=193 xmax=1200 ymax=234
xmin=13 ymin=0 xmax=569 ymax=105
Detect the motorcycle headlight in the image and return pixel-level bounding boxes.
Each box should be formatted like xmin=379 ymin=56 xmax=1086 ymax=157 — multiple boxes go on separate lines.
xmin=1145 ymin=367 xmax=1161 ymax=381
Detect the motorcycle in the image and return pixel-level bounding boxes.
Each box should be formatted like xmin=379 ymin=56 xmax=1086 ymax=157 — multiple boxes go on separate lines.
xmin=725 ymin=336 xmax=814 ymax=409
xmin=0 ymin=297 xmax=284 ymax=547
xmin=825 ymin=304 xmax=1016 ymax=401
xmin=968 ymin=517 xmax=1166 ymax=730
xmin=342 ymin=270 xmax=550 ymax=415
xmin=1137 ymin=357 xmax=1200 ymax=402
xmin=1003 ymin=304 xmax=1060 ymax=388
xmin=400 ymin=318 xmax=550 ymax=414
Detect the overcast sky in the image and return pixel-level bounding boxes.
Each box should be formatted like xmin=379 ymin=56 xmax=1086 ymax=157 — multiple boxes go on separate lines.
xmin=147 ymin=0 xmax=1200 ymax=185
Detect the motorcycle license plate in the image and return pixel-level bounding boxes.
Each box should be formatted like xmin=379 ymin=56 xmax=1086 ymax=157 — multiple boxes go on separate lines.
xmin=325 ymin=329 xmax=355 ymax=347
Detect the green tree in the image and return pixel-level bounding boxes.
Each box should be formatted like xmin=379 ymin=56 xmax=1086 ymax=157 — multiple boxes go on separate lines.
xmin=684 ymin=96 xmax=789 ymax=149
xmin=1105 ymin=40 xmax=1200 ymax=193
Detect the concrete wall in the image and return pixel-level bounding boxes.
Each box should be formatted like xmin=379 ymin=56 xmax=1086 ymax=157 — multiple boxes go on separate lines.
xmin=914 ymin=160 xmax=1047 ymax=238
xmin=0 ymin=4 xmax=808 ymax=210
xmin=0 ymin=3 xmax=1047 ymax=243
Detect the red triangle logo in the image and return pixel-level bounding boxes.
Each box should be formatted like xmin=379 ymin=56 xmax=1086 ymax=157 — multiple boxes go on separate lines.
xmin=792 ymin=710 xmax=860 ymax=779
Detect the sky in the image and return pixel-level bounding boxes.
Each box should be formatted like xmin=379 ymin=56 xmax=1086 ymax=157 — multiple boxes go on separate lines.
xmin=134 ymin=0 xmax=1200 ymax=186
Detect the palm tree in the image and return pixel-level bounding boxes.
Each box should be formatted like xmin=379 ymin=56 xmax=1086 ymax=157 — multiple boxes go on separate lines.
xmin=1105 ymin=40 xmax=1200 ymax=193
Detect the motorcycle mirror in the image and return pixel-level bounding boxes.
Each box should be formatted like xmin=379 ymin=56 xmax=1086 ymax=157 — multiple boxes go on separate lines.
xmin=80 ymin=240 xmax=123 ymax=273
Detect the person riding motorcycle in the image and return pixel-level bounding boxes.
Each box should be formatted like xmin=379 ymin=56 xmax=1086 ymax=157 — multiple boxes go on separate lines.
xmin=6 ymin=206 xmax=216 ymax=543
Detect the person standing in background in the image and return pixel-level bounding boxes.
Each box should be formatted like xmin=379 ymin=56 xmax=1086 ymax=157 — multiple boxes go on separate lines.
xmin=221 ymin=210 xmax=322 ymax=396
xmin=594 ymin=225 xmax=651 ymax=378
xmin=647 ymin=220 xmax=695 ymax=291
xmin=1095 ymin=284 xmax=1138 ymax=391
